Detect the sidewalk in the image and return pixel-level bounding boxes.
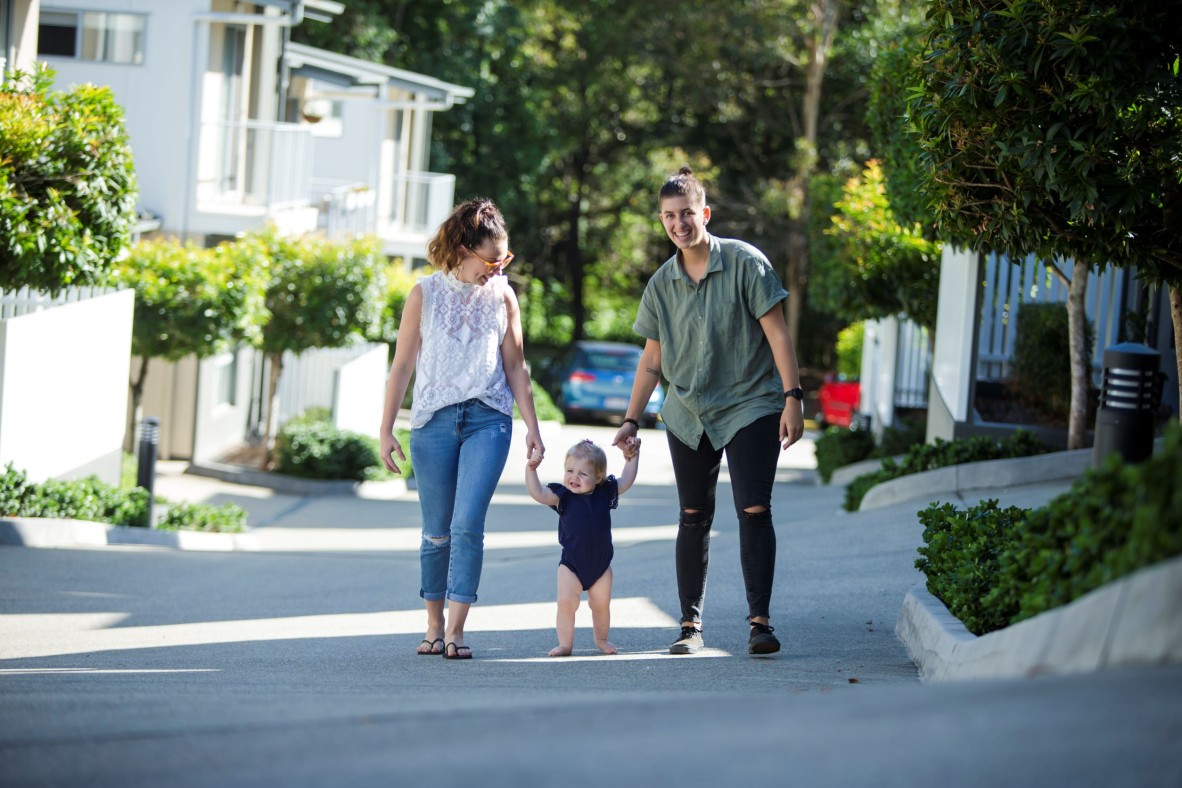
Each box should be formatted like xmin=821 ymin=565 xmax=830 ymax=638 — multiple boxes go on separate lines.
xmin=3 ymin=427 xmax=1177 ymax=684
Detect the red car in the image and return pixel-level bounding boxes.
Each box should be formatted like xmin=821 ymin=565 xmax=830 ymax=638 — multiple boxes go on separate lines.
xmin=817 ymin=375 xmax=860 ymax=429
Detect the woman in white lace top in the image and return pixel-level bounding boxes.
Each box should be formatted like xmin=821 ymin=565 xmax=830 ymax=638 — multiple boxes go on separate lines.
xmin=380 ymin=198 xmax=545 ymax=660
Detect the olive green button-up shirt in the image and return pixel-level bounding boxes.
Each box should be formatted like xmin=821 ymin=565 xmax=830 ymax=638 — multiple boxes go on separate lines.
xmin=634 ymin=234 xmax=788 ymax=451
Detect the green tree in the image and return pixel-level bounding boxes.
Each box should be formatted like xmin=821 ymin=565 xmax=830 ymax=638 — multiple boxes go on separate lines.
xmin=258 ymin=231 xmax=385 ymax=454
xmin=909 ymin=0 xmax=1182 ymax=443
xmin=0 ymin=65 xmax=137 ymax=293
xmin=106 ymin=237 xmax=268 ymax=435
xmin=818 ymin=159 xmax=942 ymax=329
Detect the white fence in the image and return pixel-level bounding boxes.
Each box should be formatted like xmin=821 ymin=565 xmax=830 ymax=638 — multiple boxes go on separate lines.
xmin=0 ymin=287 xmax=133 ymax=485
xmin=976 ymin=253 xmax=1127 ymax=384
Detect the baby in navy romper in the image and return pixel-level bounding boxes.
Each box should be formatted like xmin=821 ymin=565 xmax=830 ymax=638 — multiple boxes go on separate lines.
xmin=526 ymin=438 xmax=640 ymax=656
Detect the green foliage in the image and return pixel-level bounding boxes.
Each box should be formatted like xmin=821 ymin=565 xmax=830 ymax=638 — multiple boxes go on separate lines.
xmin=835 ymin=323 xmax=864 ymax=379
xmin=909 ymin=0 xmax=1182 ymax=280
xmin=515 ymin=379 xmax=563 ymax=423
xmin=257 ymin=230 xmax=386 ymax=357
xmin=1010 ymin=302 xmax=1092 ymax=418
xmin=0 ymin=463 xmax=244 ymax=532
xmin=916 ymin=423 xmax=1182 ymax=635
xmin=373 ymin=262 xmax=428 ymax=344
xmin=844 ymin=430 xmax=1048 ymax=511
xmin=915 ymin=499 xmax=1029 ymax=634
xmin=814 ymin=427 xmax=876 ymax=484
xmin=819 ymin=160 xmax=942 ymax=329
xmin=519 ymin=278 xmax=574 ymax=347
xmin=0 ymin=65 xmax=138 ymax=293
xmin=157 ymin=502 xmax=246 ymax=534
xmin=274 ymin=421 xmax=383 ymax=481
xmin=106 ymin=237 xmax=267 ymax=361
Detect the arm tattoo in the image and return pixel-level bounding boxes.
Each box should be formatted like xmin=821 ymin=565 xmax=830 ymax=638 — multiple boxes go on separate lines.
xmin=644 ymin=366 xmax=660 ymax=377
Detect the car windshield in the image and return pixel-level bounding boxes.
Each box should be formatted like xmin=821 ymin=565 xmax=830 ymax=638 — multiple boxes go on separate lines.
xmin=579 ymin=350 xmax=638 ymax=373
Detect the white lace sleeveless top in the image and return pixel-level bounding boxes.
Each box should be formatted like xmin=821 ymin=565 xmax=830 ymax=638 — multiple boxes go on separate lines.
xmin=410 ymin=271 xmax=513 ymax=428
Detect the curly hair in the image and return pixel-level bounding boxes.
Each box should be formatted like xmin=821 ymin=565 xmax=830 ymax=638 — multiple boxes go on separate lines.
xmin=426 ymin=197 xmax=508 ymax=273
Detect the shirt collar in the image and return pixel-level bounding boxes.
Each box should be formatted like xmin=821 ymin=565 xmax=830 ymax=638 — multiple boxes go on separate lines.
xmin=669 ymin=234 xmax=724 ymax=280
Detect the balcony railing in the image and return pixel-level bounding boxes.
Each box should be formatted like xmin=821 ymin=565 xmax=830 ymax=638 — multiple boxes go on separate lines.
xmin=197 ymin=119 xmax=313 ymax=210
xmin=313 ymin=180 xmax=377 ymax=238
xmin=386 ymin=171 xmax=455 ymax=236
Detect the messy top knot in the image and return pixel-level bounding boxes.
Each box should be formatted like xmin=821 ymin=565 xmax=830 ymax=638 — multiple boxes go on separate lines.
xmin=659 ymin=166 xmax=706 ymax=207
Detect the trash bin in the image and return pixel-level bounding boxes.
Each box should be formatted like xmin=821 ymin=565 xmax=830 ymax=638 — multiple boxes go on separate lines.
xmin=1092 ymin=343 xmax=1162 ymax=468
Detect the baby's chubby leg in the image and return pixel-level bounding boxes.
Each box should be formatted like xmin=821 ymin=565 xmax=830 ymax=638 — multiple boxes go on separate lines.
xmin=587 ymin=567 xmax=616 ymax=655
xmin=550 ymin=564 xmax=582 ymax=657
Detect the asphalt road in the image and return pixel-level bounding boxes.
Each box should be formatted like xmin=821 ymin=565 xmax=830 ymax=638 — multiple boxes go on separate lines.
xmin=2 ymin=422 xmax=1179 ymax=787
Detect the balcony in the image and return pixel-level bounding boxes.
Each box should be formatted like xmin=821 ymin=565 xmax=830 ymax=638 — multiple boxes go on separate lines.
xmin=191 ymin=119 xmax=318 ymax=237
xmin=380 ymin=171 xmax=456 ymax=260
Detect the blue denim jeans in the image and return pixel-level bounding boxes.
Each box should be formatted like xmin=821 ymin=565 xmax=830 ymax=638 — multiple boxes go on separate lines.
xmin=410 ymin=399 xmax=512 ymax=604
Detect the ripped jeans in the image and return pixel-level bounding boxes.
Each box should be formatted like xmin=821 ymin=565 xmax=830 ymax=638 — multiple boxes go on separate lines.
xmin=667 ymin=413 xmax=781 ymax=625
xmin=410 ymin=399 xmax=512 ymax=604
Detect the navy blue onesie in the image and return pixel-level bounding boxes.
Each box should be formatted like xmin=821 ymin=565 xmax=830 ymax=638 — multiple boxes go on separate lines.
xmin=546 ymin=476 xmax=617 ymax=591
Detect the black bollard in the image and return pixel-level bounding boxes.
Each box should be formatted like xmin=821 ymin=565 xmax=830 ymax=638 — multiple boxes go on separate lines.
xmin=1092 ymin=343 xmax=1162 ymax=468
xmin=137 ymin=417 xmax=160 ymax=528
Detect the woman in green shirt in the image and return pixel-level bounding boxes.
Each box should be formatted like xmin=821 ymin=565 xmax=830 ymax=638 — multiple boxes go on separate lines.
xmin=613 ymin=167 xmax=805 ymax=657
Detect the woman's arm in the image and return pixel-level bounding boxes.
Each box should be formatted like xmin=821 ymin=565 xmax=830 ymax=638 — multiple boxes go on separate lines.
xmin=613 ymin=338 xmax=662 ymax=450
xmin=379 ymin=284 xmax=423 ymax=473
xmin=501 ymin=286 xmax=545 ymax=461
xmin=757 ymin=304 xmax=804 ymax=450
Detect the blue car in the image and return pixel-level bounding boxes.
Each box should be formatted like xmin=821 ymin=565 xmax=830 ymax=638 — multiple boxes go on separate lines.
xmin=557 ymin=341 xmax=664 ymax=427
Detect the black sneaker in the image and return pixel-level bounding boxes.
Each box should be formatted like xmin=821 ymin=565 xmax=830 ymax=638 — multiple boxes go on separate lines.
xmin=748 ymin=622 xmax=780 ymax=655
xmin=669 ymin=626 xmax=703 ymax=654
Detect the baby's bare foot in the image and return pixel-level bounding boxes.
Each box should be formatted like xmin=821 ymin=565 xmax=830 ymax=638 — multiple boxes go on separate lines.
xmin=596 ymin=640 xmax=617 ymax=655
xmin=549 ymin=645 xmax=572 ymax=657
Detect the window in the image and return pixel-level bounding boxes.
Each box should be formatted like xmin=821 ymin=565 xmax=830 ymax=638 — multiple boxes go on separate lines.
xmin=38 ymin=10 xmax=145 ymax=65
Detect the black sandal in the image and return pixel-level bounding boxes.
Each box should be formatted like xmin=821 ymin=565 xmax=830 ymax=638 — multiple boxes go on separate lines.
xmin=442 ymin=642 xmax=472 ymax=660
xmin=417 ymin=637 xmax=444 ymax=655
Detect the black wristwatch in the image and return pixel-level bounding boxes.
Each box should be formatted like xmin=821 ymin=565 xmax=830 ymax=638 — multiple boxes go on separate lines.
xmin=783 ymin=387 xmax=804 ymax=401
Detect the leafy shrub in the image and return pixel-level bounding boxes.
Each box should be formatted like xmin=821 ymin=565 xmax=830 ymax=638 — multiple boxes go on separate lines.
xmin=0 ymin=463 xmax=241 ymax=532
xmin=1010 ymin=302 xmax=1092 ymax=418
xmin=517 ymin=378 xmax=564 ymax=423
xmin=875 ymin=416 xmax=926 ymax=458
xmin=844 ymin=430 xmax=1047 ymax=511
xmin=915 ymin=499 xmax=1029 ymax=634
xmin=275 ymin=421 xmax=381 ymax=481
xmin=158 ymin=502 xmax=246 ymax=534
xmin=814 ymin=427 xmax=876 ymax=483
xmin=915 ymin=423 xmax=1182 ymax=635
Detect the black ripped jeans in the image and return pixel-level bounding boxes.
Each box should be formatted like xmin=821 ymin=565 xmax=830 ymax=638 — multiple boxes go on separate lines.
xmin=667 ymin=413 xmax=781 ymax=626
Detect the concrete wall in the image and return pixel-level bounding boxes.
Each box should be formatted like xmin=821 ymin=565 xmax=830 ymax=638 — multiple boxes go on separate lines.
xmin=0 ymin=290 xmax=134 ymax=485
xmin=927 ymin=247 xmax=979 ymax=442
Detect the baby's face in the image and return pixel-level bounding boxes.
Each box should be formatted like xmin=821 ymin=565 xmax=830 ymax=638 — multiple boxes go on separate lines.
xmin=562 ymin=457 xmax=601 ymax=495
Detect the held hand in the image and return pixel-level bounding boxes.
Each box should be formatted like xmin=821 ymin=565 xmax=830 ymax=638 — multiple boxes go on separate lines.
xmin=527 ymin=447 xmax=544 ymax=470
xmin=611 ymin=422 xmax=638 ymax=451
xmin=622 ymin=436 xmax=641 ymax=460
xmin=381 ymin=432 xmax=406 ymax=474
xmin=525 ymin=428 xmax=545 ymax=464
xmin=780 ymin=403 xmax=805 ymax=450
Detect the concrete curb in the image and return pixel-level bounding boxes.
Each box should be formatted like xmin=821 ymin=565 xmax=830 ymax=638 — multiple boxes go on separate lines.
xmin=0 ymin=517 xmax=260 ymax=552
xmin=896 ymin=555 xmax=1182 ymax=682
xmin=186 ymin=460 xmax=410 ymax=497
xmin=858 ymin=448 xmax=1092 ymax=511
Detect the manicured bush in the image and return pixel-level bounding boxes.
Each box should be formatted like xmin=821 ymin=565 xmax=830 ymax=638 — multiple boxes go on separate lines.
xmin=158 ymin=502 xmax=246 ymax=534
xmin=915 ymin=423 xmax=1182 ymax=635
xmin=915 ymin=499 xmax=1028 ymax=635
xmin=517 ymin=378 xmax=564 ymax=423
xmin=814 ymin=427 xmax=876 ymax=484
xmin=275 ymin=420 xmax=381 ymax=481
xmin=0 ymin=463 xmax=243 ymax=532
xmin=844 ymin=430 xmax=1047 ymax=511
xmin=1010 ymin=302 xmax=1092 ymax=419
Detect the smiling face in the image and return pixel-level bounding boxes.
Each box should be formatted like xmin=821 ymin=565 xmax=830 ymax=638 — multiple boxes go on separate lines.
xmin=457 ymin=238 xmax=511 ymax=286
xmin=659 ymin=194 xmax=711 ymax=252
xmin=562 ymin=456 xmax=603 ymax=495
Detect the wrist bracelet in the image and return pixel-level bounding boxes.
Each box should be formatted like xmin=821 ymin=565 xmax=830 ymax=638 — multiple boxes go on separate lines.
xmin=621 ymin=418 xmax=639 ymax=428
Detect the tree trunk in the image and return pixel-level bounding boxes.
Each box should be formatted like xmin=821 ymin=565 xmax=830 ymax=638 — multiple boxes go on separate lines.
xmin=1066 ymin=258 xmax=1090 ymax=450
xmin=1172 ymin=285 xmax=1182 ymax=425
xmin=261 ymin=352 xmax=284 ymax=468
xmin=127 ymin=356 xmax=150 ymax=454
xmin=567 ymin=196 xmax=585 ymax=342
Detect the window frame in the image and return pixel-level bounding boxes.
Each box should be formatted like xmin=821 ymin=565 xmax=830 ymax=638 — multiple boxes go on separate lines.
xmin=37 ymin=7 xmax=147 ymax=66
